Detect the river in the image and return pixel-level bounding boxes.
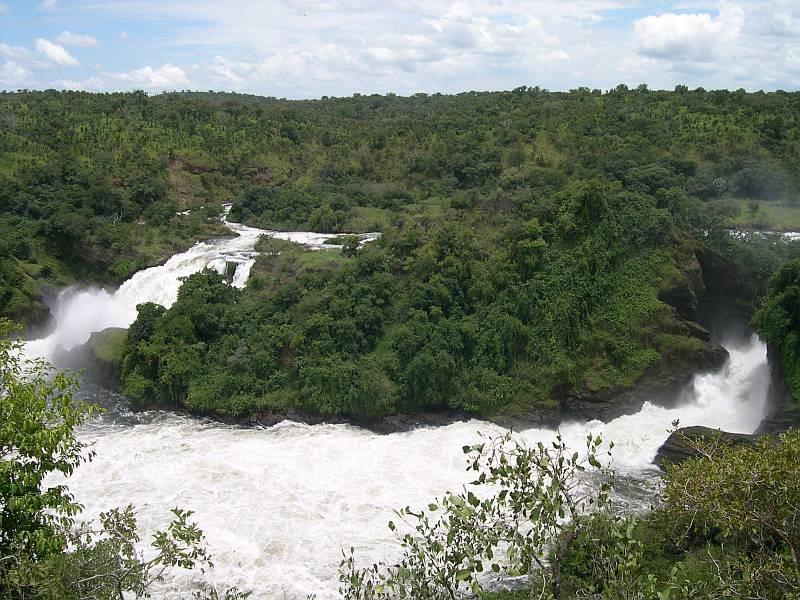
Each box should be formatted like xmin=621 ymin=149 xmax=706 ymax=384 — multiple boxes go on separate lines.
xmin=27 ymin=217 xmax=772 ymax=598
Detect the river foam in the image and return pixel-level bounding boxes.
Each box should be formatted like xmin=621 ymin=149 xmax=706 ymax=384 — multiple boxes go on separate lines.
xmin=25 ymin=217 xmax=770 ymax=598
xmin=56 ymin=334 xmax=770 ymax=599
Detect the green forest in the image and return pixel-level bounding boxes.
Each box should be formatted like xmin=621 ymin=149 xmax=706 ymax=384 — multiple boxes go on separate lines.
xmin=2 ymin=86 xmax=800 ymax=598
xmin=2 ymin=87 xmax=800 ymax=420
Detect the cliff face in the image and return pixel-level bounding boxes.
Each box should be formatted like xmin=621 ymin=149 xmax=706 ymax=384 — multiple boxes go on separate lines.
xmin=562 ymin=245 xmax=749 ymax=423
xmin=756 ymin=343 xmax=800 ymax=434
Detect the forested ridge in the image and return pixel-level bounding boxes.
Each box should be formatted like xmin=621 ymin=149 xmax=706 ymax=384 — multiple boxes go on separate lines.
xmin=2 ymin=86 xmax=800 ymax=599
xmin=2 ymin=86 xmax=800 ymax=420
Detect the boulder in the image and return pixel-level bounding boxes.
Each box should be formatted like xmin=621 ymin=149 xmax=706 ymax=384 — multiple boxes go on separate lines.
xmin=654 ymin=426 xmax=757 ymax=468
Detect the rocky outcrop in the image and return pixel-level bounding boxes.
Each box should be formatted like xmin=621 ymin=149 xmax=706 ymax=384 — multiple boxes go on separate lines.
xmin=654 ymin=426 xmax=758 ymax=468
xmin=564 ymin=246 xmax=750 ymax=423
xmin=757 ymin=407 xmax=800 ymax=434
xmin=695 ymin=246 xmax=755 ymax=336
xmin=54 ymin=327 xmax=127 ymax=390
xmin=657 ymin=252 xmax=705 ymax=321
xmin=563 ymin=340 xmax=728 ymax=422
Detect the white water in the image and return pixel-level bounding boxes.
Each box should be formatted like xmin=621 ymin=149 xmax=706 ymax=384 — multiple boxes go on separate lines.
xmin=52 ymin=335 xmax=770 ymax=599
xmin=729 ymin=229 xmax=800 ymax=242
xmin=24 ymin=215 xmax=379 ymax=359
xmin=24 ymin=221 xmax=772 ymax=598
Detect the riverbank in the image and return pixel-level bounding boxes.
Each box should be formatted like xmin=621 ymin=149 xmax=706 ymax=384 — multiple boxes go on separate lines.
xmin=64 ymin=318 xmax=734 ymax=437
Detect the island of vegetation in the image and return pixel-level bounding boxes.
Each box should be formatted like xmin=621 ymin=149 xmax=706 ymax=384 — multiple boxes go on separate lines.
xmin=2 ymin=85 xmax=800 ymax=599
xmin=1 ymin=87 xmax=799 ymax=425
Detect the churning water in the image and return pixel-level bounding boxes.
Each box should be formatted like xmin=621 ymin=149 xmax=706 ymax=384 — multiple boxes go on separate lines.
xmin=24 ymin=214 xmax=379 ymax=359
xmin=59 ymin=335 xmax=769 ymax=598
xmin=25 ymin=220 xmax=772 ymax=599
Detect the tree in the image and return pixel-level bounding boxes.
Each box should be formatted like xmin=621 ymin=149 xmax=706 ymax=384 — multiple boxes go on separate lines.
xmin=751 ymin=258 xmax=800 ymax=401
xmin=662 ymin=428 xmax=800 ymax=596
xmin=0 ymin=319 xmax=97 ymax=560
xmin=339 ymin=431 xmax=615 ymax=599
xmin=0 ymin=320 xmax=248 ymax=599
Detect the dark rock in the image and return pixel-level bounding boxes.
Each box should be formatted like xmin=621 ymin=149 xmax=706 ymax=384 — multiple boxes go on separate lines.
xmin=695 ymin=246 xmax=755 ymax=338
xmin=695 ymin=247 xmax=754 ymax=307
xmin=658 ymin=253 xmax=705 ymax=321
xmin=757 ymin=408 xmax=800 ymax=434
xmin=655 ymin=426 xmax=758 ymax=468
xmin=563 ymin=341 xmax=728 ymax=422
xmin=54 ymin=327 xmax=127 ymax=390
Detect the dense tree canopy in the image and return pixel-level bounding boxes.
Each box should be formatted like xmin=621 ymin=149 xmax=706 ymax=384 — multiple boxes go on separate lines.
xmin=1 ymin=86 xmax=799 ymax=416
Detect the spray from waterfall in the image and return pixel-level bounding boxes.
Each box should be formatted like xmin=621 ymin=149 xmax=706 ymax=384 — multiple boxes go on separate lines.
xmin=55 ymin=334 xmax=770 ymax=599
xmin=24 ymin=215 xmax=379 ymax=359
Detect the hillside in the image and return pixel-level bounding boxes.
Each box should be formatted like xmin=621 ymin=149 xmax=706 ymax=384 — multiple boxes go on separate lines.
xmin=2 ymin=87 xmax=799 ymax=420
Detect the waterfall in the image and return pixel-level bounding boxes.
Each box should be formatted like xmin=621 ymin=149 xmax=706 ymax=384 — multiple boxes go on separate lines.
xmin=53 ymin=335 xmax=769 ymax=599
xmin=24 ymin=216 xmax=380 ymax=360
xmin=26 ymin=220 xmax=769 ymax=598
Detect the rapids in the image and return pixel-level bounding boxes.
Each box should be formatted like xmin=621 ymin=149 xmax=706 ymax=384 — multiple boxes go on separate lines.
xmin=46 ymin=335 xmax=771 ymax=599
xmin=24 ymin=217 xmax=772 ymax=598
xmin=24 ymin=213 xmax=379 ymax=359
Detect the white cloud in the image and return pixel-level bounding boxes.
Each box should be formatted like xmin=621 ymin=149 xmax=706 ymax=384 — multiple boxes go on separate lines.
xmin=539 ymin=49 xmax=570 ymax=62
xmin=205 ymin=56 xmax=253 ymax=82
xmin=0 ymin=44 xmax=31 ymax=61
xmin=423 ymin=3 xmax=544 ymax=57
xmin=633 ymin=4 xmax=744 ymax=61
xmin=0 ymin=61 xmax=33 ymax=86
xmin=56 ymin=31 xmax=100 ymax=47
xmin=120 ymin=63 xmax=189 ymax=88
xmin=38 ymin=0 xmax=58 ymax=12
xmin=5 ymin=0 xmax=800 ymax=96
xmin=765 ymin=10 xmax=800 ymax=37
xmin=35 ymin=38 xmax=80 ymax=66
xmin=787 ymin=47 xmax=800 ymax=73
xmin=0 ymin=4 xmax=9 ymax=14
xmin=120 ymin=31 xmax=129 ymax=41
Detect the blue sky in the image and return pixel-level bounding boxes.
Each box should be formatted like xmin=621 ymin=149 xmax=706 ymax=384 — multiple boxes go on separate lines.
xmin=1 ymin=1 xmax=799 ymax=98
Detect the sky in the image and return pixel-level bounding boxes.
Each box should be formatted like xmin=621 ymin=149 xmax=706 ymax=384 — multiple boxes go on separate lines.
xmin=0 ymin=0 xmax=799 ymax=98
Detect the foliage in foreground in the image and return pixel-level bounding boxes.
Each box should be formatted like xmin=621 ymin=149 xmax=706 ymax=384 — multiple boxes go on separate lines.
xmin=752 ymin=258 xmax=800 ymax=402
xmin=339 ymin=431 xmax=617 ymax=599
xmin=340 ymin=429 xmax=800 ymax=599
xmin=0 ymin=320 xmax=247 ymax=599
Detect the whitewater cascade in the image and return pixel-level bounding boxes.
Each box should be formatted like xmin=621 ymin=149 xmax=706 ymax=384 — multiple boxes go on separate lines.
xmin=26 ymin=219 xmax=772 ymax=598
xmin=54 ymin=335 xmax=771 ymax=599
xmin=24 ymin=214 xmax=379 ymax=359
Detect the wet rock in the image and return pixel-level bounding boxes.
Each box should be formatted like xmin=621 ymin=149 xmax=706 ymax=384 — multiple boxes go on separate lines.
xmin=563 ymin=341 xmax=729 ymax=422
xmin=654 ymin=426 xmax=757 ymax=468
xmin=55 ymin=327 xmax=127 ymax=389
xmin=757 ymin=407 xmax=800 ymax=434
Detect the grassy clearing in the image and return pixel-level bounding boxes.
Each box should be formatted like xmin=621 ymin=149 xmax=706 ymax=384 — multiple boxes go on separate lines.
xmin=340 ymin=206 xmax=393 ymax=232
xmin=719 ymin=198 xmax=800 ymax=231
xmin=247 ymin=239 xmax=347 ymax=297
